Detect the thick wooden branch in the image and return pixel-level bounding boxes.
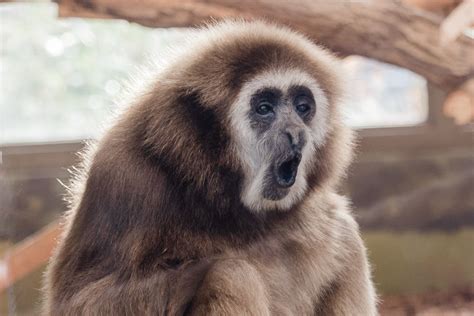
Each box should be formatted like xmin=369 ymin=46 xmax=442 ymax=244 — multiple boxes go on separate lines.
xmin=0 ymin=221 xmax=61 ymax=292
xmin=403 ymin=0 xmax=462 ymax=15
xmin=56 ymin=0 xmax=473 ymax=91
xmin=440 ymin=0 xmax=474 ymax=45
xmin=443 ymin=78 xmax=474 ymax=124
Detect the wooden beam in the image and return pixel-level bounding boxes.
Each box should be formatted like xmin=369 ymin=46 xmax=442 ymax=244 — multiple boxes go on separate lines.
xmin=402 ymin=0 xmax=462 ymax=15
xmin=0 ymin=221 xmax=61 ymax=292
xmin=443 ymin=78 xmax=474 ymax=124
xmin=55 ymin=0 xmax=474 ymax=91
xmin=440 ymin=0 xmax=474 ymax=45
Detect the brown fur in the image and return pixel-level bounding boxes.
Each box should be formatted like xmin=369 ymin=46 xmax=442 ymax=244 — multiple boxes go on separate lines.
xmin=43 ymin=20 xmax=376 ymax=315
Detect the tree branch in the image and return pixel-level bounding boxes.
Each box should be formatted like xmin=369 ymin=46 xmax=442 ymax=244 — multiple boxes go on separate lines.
xmin=56 ymin=0 xmax=473 ymax=91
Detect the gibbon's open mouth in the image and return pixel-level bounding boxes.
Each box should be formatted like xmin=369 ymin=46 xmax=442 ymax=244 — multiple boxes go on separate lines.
xmin=274 ymin=152 xmax=302 ymax=188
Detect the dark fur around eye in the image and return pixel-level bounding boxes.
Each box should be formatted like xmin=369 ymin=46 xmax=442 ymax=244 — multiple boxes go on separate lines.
xmin=289 ymin=85 xmax=316 ymax=121
xmin=248 ymin=87 xmax=282 ymax=134
xmin=250 ymin=88 xmax=282 ymax=110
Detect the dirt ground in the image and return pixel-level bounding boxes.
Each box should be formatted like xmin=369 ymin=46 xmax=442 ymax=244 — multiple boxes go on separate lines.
xmin=380 ymin=286 xmax=474 ymax=315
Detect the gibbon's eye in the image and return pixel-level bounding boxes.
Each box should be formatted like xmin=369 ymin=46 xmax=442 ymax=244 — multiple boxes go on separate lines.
xmin=256 ymin=101 xmax=274 ymax=116
xmin=295 ymin=95 xmax=312 ymax=114
xmin=296 ymin=103 xmax=310 ymax=113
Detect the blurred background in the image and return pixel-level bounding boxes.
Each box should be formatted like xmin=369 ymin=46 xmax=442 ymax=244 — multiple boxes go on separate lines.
xmin=0 ymin=0 xmax=473 ymax=315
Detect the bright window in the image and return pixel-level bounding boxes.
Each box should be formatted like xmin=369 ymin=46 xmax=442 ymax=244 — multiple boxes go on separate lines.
xmin=343 ymin=56 xmax=428 ymax=128
xmin=0 ymin=2 xmax=429 ymax=145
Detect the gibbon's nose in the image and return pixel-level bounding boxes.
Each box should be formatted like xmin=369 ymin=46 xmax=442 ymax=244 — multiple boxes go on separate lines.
xmin=284 ymin=128 xmax=305 ymax=152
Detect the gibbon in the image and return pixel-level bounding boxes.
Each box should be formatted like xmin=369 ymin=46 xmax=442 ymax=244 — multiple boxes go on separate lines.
xmin=44 ymin=20 xmax=377 ymax=315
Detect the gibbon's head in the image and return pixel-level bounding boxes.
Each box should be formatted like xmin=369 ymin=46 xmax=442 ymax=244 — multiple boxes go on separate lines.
xmin=138 ymin=20 xmax=353 ymax=214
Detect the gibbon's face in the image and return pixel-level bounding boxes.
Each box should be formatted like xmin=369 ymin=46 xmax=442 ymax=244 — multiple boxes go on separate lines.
xmin=231 ymin=68 xmax=330 ymax=212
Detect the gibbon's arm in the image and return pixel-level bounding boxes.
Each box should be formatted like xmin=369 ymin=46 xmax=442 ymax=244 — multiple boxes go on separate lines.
xmin=187 ymin=259 xmax=271 ymax=316
xmin=46 ymin=259 xmax=214 ymax=316
xmin=318 ymin=234 xmax=377 ymax=316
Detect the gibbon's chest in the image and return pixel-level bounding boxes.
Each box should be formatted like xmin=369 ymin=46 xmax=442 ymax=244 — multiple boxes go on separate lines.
xmin=229 ymin=226 xmax=345 ymax=315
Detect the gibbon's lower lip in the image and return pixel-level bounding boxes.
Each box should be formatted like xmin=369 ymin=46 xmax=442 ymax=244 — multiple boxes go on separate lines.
xmin=275 ymin=153 xmax=301 ymax=188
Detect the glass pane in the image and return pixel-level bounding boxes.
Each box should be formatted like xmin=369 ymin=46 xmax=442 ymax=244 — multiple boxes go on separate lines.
xmin=0 ymin=3 xmax=188 ymax=144
xmin=342 ymin=56 xmax=428 ymax=128
xmin=0 ymin=3 xmax=429 ymax=145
